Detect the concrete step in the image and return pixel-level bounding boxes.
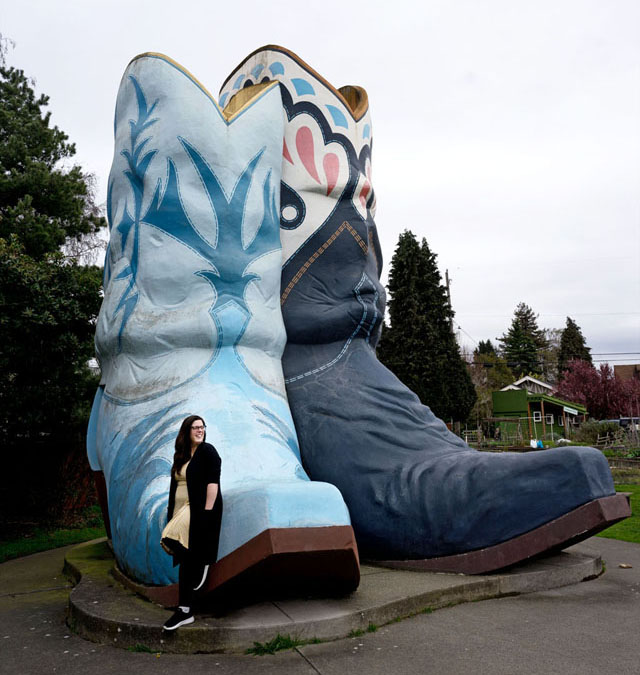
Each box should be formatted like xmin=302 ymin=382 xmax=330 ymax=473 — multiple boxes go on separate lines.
xmin=65 ymin=538 xmax=602 ymax=654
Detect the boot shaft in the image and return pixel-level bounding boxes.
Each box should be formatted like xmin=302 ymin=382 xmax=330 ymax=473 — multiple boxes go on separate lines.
xmin=98 ymin=53 xmax=287 ymax=403
xmin=220 ymin=46 xmax=386 ymax=348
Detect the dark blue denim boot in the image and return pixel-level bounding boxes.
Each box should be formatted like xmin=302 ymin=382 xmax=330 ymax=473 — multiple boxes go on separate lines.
xmin=220 ymin=46 xmax=618 ymax=565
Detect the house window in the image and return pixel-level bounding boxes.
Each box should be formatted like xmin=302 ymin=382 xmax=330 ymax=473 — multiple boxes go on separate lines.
xmin=533 ymin=411 xmax=542 ymax=422
xmin=558 ymin=417 xmax=564 ymax=427
xmin=545 ymin=414 xmax=554 ymax=425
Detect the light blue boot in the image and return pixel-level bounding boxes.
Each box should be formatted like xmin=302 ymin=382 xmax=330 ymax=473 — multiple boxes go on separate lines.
xmin=88 ymin=53 xmax=357 ymax=588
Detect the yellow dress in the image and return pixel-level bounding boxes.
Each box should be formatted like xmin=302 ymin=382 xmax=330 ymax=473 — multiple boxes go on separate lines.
xmin=161 ymin=460 xmax=190 ymax=554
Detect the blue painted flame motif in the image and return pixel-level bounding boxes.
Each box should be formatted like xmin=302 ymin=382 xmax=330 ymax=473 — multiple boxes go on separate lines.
xmin=145 ymin=139 xmax=278 ymax=317
xmin=108 ymin=76 xmax=158 ymax=350
xmin=110 ymin=76 xmax=280 ymax=352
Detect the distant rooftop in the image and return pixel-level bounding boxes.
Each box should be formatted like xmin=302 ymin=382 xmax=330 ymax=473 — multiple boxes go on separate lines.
xmin=500 ymin=375 xmax=553 ymax=394
xmin=614 ymin=364 xmax=640 ymax=381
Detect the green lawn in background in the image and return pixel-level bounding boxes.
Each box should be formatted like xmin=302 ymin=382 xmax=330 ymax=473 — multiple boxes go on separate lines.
xmin=0 ymin=505 xmax=106 ymax=563
xmin=0 ymin=482 xmax=637 ymax=564
xmin=597 ymin=484 xmax=640 ymax=544
xmin=0 ymin=525 xmax=106 ymax=563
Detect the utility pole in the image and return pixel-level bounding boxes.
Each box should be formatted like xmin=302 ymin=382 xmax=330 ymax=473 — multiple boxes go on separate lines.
xmin=445 ymin=269 xmax=454 ymax=333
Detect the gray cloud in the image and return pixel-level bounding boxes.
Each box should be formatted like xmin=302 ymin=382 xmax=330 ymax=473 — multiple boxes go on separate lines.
xmin=3 ymin=0 xmax=638 ymax=365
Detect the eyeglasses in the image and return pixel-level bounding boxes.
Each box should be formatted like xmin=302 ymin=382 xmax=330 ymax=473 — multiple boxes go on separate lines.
xmin=191 ymin=424 xmax=206 ymax=431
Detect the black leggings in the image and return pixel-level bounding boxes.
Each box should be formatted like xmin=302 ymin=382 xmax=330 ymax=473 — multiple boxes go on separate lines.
xmin=178 ymin=556 xmax=203 ymax=608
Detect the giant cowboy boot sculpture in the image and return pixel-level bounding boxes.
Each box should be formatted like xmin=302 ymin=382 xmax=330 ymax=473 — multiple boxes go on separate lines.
xmin=220 ymin=46 xmax=629 ymax=572
xmin=88 ymin=53 xmax=359 ymax=594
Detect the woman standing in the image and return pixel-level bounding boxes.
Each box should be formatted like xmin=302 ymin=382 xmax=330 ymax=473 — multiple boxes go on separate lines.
xmin=161 ymin=415 xmax=223 ymax=630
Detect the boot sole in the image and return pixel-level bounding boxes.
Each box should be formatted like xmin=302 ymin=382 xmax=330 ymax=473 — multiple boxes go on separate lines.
xmin=114 ymin=525 xmax=360 ymax=608
xmin=370 ymin=494 xmax=631 ymax=574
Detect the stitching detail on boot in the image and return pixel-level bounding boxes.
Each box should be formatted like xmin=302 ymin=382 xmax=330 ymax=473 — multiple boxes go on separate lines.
xmin=284 ymin=272 xmax=371 ymax=383
xmin=280 ymin=221 xmax=367 ymax=305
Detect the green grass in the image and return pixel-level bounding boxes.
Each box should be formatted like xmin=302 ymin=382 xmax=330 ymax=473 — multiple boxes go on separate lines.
xmin=127 ymin=644 xmax=155 ymax=653
xmin=347 ymin=624 xmax=378 ymax=639
xmin=246 ymin=634 xmax=322 ymax=655
xmin=597 ymin=484 xmax=640 ymax=544
xmin=0 ymin=506 xmax=106 ymax=564
xmin=0 ymin=524 xmax=107 ymax=563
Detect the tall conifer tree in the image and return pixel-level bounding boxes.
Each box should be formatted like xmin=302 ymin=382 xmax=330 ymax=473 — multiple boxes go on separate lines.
xmin=0 ymin=51 xmax=105 ymax=520
xmin=498 ymin=302 xmax=546 ymax=378
xmin=0 ymin=64 xmax=103 ymax=258
xmin=377 ymin=230 xmax=476 ymax=422
xmin=475 ymin=339 xmax=497 ymax=357
xmin=557 ymin=316 xmax=592 ymax=377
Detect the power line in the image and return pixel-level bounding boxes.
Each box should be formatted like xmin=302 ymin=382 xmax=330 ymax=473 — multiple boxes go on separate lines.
xmin=466 ymin=355 xmax=640 ymax=366
xmin=590 ymin=352 xmax=640 ymax=356
xmin=453 ymin=326 xmax=639 ymax=360
xmin=455 ymin=324 xmax=478 ymax=346
xmin=458 ymin=312 xmax=640 ymax=317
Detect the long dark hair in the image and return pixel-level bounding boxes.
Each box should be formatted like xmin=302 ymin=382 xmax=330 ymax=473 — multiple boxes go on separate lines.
xmin=172 ymin=415 xmax=205 ymax=477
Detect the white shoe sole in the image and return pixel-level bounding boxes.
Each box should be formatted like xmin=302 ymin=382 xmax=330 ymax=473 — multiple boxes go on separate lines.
xmin=163 ymin=615 xmax=194 ymax=631
xmin=193 ymin=565 xmax=210 ymax=591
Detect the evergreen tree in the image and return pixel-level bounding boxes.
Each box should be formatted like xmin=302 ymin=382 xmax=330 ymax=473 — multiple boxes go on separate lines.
xmin=557 ymin=317 xmax=592 ymax=377
xmin=475 ymin=339 xmax=497 ymax=357
xmin=498 ymin=302 xmax=546 ymax=378
xmin=0 ymin=236 xmax=102 ymax=439
xmin=0 ymin=53 xmax=105 ymax=521
xmin=0 ymin=65 xmax=103 ymax=258
xmin=514 ymin=302 xmax=547 ymax=350
xmin=377 ymin=230 xmax=476 ymax=422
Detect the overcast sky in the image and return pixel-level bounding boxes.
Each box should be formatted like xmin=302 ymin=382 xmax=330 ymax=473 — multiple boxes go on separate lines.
xmin=3 ymin=0 xmax=639 ymax=367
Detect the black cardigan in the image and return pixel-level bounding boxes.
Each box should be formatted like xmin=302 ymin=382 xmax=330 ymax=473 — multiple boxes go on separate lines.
xmin=167 ymin=442 xmax=223 ymax=565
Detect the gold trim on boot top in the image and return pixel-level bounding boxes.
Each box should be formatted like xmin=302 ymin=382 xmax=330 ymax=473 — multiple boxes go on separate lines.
xmin=127 ymin=52 xmax=279 ymax=123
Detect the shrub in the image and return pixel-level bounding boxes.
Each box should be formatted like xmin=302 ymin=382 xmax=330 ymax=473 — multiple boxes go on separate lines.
xmin=575 ymin=420 xmax=620 ymax=445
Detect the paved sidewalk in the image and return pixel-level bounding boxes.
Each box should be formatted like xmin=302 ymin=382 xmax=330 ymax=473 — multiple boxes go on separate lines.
xmin=65 ymin=537 xmax=603 ymax=653
xmin=0 ymin=537 xmax=638 ymax=674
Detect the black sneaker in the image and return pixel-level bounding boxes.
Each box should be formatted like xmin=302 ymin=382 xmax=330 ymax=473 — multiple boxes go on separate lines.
xmin=163 ymin=608 xmax=194 ymax=631
xmin=193 ymin=564 xmax=209 ymax=591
